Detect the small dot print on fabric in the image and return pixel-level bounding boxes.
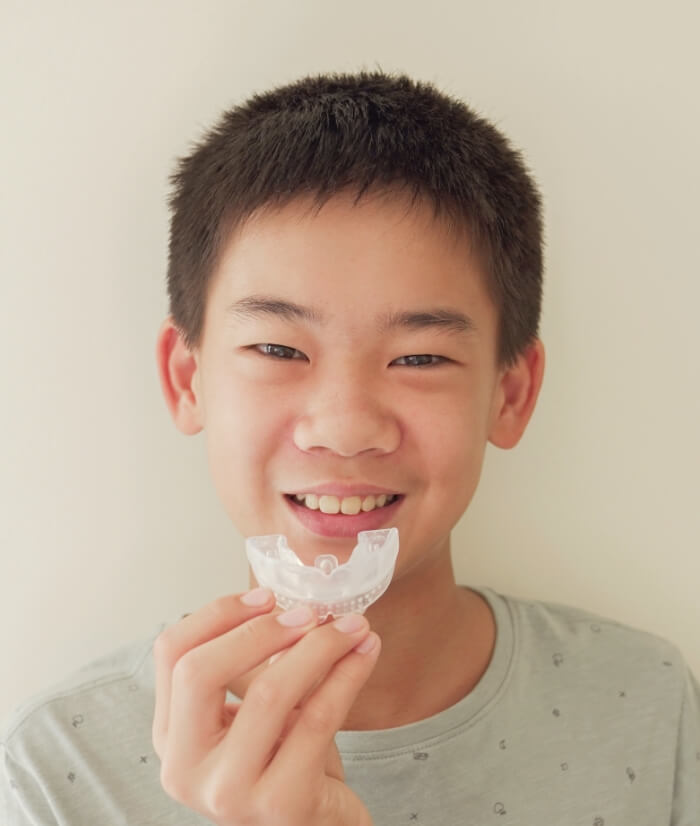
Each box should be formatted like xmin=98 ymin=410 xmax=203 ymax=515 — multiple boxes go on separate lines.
xmin=493 ymin=802 xmax=507 ymax=815
xmin=498 ymin=739 xmax=506 ymax=750
xmin=626 ymin=767 xmax=636 ymax=783
xmin=552 ymin=708 xmax=561 ymax=717
xmin=71 ymin=715 xmax=84 ymax=728
xmin=413 ymin=752 xmax=429 ymax=761
xmin=552 ymin=653 xmax=564 ymax=667
xmin=590 ymin=624 xmax=601 ymax=633
xmin=593 ymin=818 xmax=604 ymax=826
xmin=67 ymin=772 xmax=76 ymax=784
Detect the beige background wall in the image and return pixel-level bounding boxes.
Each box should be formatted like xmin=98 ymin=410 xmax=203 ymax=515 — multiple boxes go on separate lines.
xmin=1 ymin=0 xmax=698 ymax=721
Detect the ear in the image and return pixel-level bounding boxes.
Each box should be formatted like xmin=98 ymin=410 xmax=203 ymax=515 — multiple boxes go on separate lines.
xmin=487 ymin=338 xmax=545 ymax=449
xmin=155 ymin=317 xmax=205 ymax=435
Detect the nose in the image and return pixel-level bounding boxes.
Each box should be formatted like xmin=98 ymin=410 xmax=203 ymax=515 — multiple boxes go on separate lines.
xmin=293 ymin=376 xmax=401 ymax=458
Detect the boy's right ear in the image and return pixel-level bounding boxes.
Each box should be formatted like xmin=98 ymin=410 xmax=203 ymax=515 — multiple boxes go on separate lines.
xmin=155 ymin=318 xmax=204 ymax=435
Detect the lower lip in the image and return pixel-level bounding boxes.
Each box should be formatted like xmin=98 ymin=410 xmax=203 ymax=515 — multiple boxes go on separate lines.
xmin=284 ymin=495 xmax=403 ymax=538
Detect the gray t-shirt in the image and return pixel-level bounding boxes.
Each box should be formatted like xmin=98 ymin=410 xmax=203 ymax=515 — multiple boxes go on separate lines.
xmin=2 ymin=587 xmax=698 ymax=825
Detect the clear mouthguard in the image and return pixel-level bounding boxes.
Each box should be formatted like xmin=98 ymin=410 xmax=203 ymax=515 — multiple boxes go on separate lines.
xmin=245 ymin=528 xmax=399 ymax=620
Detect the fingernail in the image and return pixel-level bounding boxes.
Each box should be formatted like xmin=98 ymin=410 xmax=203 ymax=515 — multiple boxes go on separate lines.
xmin=354 ymin=632 xmax=379 ymax=654
xmin=277 ymin=605 xmax=315 ymax=627
xmin=333 ymin=614 xmax=366 ymax=633
xmin=241 ymin=587 xmax=273 ymax=606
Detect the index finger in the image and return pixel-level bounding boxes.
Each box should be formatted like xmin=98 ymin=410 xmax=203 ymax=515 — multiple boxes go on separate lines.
xmin=152 ymin=588 xmax=275 ymax=756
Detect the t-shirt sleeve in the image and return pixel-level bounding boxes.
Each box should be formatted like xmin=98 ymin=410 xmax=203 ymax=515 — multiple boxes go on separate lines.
xmin=672 ymin=663 xmax=700 ymax=825
xmin=1 ymin=742 xmax=58 ymax=826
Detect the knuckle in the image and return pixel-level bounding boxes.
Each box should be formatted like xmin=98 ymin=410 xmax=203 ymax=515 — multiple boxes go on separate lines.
xmin=255 ymin=786 xmax=297 ymax=826
xmin=171 ymin=648 xmax=204 ymax=686
xmin=240 ymin=611 xmax=270 ymax=636
xmin=318 ymin=620 xmax=361 ymax=651
xmin=159 ymin=760 xmax=189 ymax=802
xmin=206 ymin=594 xmax=240 ymax=623
xmin=204 ymin=786 xmax=233 ymax=820
xmin=152 ymin=628 xmax=179 ymax=665
xmin=300 ymin=697 xmax=336 ymax=734
xmin=245 ymin=673 xmax=282 ymax=712
xmin=332 ymin=655 xmax=365 ymax=686
xmin=202 ymin=777 xmax=250 ymax=823
xmin=234 ymin=611 xmax=276 ymax=649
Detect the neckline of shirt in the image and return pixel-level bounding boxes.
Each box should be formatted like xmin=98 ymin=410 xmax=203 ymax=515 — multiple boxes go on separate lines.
xmin=335 ymin=586 xmax=516 ymax=758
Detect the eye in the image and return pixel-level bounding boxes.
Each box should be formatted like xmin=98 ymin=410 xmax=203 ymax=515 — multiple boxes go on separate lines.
xmin=254 ymin=343 xmax=308 ymax=360
xmin=391 ymin=354 xmax=447 ymax=367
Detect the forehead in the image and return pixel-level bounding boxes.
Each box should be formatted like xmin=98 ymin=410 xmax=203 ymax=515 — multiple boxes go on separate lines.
xmin=207 ymin=191 xmax=496 ymax=334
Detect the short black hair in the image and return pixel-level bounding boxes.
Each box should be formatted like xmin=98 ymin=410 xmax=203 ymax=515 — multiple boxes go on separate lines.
xmin=166 ymin=70 xmax=543 ymax=367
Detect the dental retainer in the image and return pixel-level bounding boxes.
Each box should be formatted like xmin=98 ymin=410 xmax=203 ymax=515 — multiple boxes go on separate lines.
xmin=245 ymin=528 xmax=399 ymax=621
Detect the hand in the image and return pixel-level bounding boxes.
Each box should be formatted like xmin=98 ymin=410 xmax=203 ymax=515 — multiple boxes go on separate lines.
xmin=152 ymin=589 xmax=380 ymax=825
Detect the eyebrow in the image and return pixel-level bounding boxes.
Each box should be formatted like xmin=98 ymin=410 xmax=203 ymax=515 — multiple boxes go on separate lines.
xmin=226 ymin=295 xmax=323 ymax=325
xmin=226 ymin=294 xmax=477 ymax=336
xmin=377 ymin=309 xmax=477 ymax=336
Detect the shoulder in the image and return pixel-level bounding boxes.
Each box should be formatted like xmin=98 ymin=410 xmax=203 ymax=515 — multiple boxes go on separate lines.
xmin=504 ymin=589 xmax=681 ymax=659
xmin=1 ymin=617 xmax=169 ymax=755
xmin=0 ymin=615 xmax=200 ymax=823
xmin=488 ymin=589 xmax=690 ymax=708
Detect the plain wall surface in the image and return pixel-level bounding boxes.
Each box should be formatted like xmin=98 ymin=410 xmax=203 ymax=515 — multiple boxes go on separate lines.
xmin=1 ymin=0 xmax=698 ymax=722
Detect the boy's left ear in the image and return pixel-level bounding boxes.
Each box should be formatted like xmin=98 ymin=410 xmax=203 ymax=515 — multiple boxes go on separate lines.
xmin=487 ymin=339 xmax=545 ymax=449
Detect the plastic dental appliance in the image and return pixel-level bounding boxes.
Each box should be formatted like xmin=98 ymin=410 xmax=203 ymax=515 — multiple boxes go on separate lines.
xmin=245 ymin=528 xmax=399 ymax=620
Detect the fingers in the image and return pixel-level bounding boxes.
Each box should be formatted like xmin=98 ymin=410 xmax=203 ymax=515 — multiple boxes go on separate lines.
xmin=268 ymin=630 xmax=380 ymax=784
xmin=154 ymin=590 xmax=381 ymax=825
xmin=163 ymin=604 xmax=326 ymax=768
xmin=223 ymin=615 xmax=380 ymax=789
xmin=324 ymin=740 xmax=346 ymax=783
xmin=152 ymin=589 xmax=276 ymax=756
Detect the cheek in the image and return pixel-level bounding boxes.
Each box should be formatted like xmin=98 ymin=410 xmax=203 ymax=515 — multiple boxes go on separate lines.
xmin=205 ymin=372 xmax=282 ymax=446
xmin=202 ymin=379 xmax=290 ymax=502
xmin=403 ymin=388 xmax=490 ymax=520
xmin=436 ymin=421 xmax=485 ymax=492
xmin=407 ymin=389 xmax=484 ymax=460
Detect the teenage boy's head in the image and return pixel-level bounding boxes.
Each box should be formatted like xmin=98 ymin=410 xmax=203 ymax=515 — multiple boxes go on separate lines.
xmin=156 ymin=70 xmax=545 ymax=578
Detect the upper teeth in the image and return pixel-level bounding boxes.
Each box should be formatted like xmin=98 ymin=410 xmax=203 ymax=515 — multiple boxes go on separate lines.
xmin=293 ymin=493 xmax=397 ymax=514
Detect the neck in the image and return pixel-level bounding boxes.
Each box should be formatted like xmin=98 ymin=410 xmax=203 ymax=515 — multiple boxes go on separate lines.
xmin=340 ymin=545 xmax=495 ymax=731
xmin=238 ymin=540 xmax=496 ymax=732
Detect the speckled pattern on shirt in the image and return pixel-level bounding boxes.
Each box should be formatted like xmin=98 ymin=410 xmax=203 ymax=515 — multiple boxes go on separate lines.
xmin=2 ymin=587 xmax=699 ymax=825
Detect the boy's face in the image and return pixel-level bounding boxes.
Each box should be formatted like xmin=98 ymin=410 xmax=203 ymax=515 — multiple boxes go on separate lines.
xmin=161 ymin=191 xmax=540 ymax=580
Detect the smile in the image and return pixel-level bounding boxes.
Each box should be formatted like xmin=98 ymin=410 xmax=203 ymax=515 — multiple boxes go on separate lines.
xmin=287 ymin=493 xmax=401 ymax=515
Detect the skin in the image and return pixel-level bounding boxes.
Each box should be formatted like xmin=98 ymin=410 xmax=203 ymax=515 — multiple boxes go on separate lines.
xmin=154 ymin=189 xmax=545 ymax=824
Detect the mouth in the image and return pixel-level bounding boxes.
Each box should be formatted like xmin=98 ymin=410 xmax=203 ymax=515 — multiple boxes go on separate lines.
xmin=287 ymin=492 xmax=400 ymax=514
xmin=283 ymin=492 xmax=404 ymax=538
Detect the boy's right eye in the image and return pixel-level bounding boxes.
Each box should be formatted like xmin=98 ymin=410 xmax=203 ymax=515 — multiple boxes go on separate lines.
xmin=253 ymin=343 xmax=308 ymax=361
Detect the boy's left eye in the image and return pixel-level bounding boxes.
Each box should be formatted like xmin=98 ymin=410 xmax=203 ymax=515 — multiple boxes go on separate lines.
xmin=391 ymin=354 xmax=446 ymax=367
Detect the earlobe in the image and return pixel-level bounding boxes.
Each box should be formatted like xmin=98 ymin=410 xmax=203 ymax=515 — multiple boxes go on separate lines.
xmin=487 ymin=339 xmax=545 ymax=449
xmin=155 ymin=318 xmax=204 ymax=435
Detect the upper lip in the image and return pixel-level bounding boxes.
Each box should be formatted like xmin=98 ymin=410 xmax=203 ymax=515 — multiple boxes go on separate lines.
xmin=285 ymin=483 xmax=401 ymax=497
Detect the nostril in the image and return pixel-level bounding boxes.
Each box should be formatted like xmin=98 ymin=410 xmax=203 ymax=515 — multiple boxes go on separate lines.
xmin=292 ymin=411 xmax=401 ymax=458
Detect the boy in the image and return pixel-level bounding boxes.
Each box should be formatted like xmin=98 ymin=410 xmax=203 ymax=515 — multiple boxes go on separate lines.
xmin=2 ymin=70 xmax=698 ymax=825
